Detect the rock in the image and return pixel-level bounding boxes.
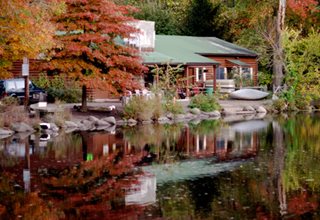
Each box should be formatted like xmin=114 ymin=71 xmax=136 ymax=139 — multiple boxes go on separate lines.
xmin=116 ymin=120 xmax=127 ymax=126
xmin=101 ymin=116 xmax=116 ymax=125
xmin=127 ymin=119 xmax=137 ymax=126
xmin=95 ymin=119 xmax=111 ymax=127
xmin=185 ymin=113 xmax=197 ymax=120
xmin=50 ymin=123 xmax=59 ymax=131
xmin=88 ymin=116 xmax=99 ymax=122
xmin=64 ymin=121 xmax=78 ymax=128
xmin=256 ymin=106 xmax=267 ymax=113
xmin=95 ymin=126 xmax=110 ymax=131
xmin=174 ymin=114 xmax=186 ymax=122
xmin=11 ymin=122 xmax=35 ymax=133
xmin=104 ymin=125 xmax=116 ymax=133
xmin=0 ymin=128 xmax=14 ymax=135
xmin=189 ymin=108 xmax=201 ymax=115
xmin=221 ymin=109 xmax=237 ymax=115
xmin=198 ymin=114 xmax=210 ymax=119
xmin=81 ymin=119 xmax=95 ymax=129
xmin=141 ymin=120 xmax=153 ymax=125
xmin=65 ymin=127 xmax=78 ymax=133
xmin=206 ymin=110 xmax=221 ymax=118
xmin=243 ymin=106 xmax=255 ymax=111
xmin=166 ymin=113 xmax=174 ymax=120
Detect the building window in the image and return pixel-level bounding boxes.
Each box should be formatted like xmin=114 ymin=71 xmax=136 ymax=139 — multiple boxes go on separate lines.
xmin=217 ymin=67 xmax=225 ymax=79
xmin=241 ymin=67 xmax=252 ymax=79
xmin=196 ymin=67 xmax=206 ymax=82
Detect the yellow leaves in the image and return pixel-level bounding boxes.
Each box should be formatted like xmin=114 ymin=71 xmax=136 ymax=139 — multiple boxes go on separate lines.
xmin=0 ymin=0 xmax=58 ymax=73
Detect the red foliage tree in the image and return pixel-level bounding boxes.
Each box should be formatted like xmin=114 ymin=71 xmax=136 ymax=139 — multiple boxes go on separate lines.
xmin=42 ymin=0 xmax=145 ymax=111
xmin=287 ymin=0 xmax=318 ymax=18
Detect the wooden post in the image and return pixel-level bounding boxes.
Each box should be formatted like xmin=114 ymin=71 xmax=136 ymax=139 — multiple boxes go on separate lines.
xmin=186 ymin=67 xmax=190 ymax=97
xmin=213 ymin=65 xmax=217 ymax=92
xmin=22 ymin=57 xmax=29 ymax=109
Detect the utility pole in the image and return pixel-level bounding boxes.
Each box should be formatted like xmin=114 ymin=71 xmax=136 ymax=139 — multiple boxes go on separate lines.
xmin=22 ymin=57 xmax=29 ymax=109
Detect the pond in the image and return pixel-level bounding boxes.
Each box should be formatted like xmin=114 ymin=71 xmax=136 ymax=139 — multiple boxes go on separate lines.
xmin=0 ymin=113 xmax=319 ymax=219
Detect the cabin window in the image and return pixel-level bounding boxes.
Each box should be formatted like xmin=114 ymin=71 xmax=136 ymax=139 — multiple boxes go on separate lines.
xmin=217 ymin=67 xmax=225 ymax=79
xmin=196 ymin=67 xmax=206 ymax=82
xmin=241 ymin=67 xmax=253 ymax=79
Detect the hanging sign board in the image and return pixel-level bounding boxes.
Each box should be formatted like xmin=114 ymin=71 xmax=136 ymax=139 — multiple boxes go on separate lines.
xmin=22 ymin=63 xmax=29 ymax=76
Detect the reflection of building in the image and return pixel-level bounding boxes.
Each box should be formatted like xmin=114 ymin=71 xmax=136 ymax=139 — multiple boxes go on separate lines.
xmin=177 ymin=123 xmax=260 ymax=161
xmin=125 ymin=175 xmax=156 ymax=206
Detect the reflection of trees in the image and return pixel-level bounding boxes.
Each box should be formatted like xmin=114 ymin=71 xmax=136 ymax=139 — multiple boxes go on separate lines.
xmin=44 ymin=132 xmax=82 ymax=160
xmin=283 ymin=114 xmax=320 ymax=191
xmin=0 ymin=151 xmax=145 ymax=219
xmin=123 ymin=124 xmax=185 ymax=163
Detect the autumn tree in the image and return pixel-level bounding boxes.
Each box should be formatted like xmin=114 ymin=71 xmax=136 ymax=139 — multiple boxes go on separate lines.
xmin=42 ymin=0 xmax=145 ymax=111
xmin=0 ymin=0 xmax=63 ymax=79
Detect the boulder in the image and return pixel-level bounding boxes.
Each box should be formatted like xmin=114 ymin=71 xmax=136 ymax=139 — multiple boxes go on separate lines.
xmin=185 ymin=113 xmax=197 ymax=120
xmin=243 ymin=106 xmax=255 ymax=112
xmin=0 ymin=128 xmax=14 ymax=136
xmin=256 ymin=106 xmax=267 ymax=113
xmin=209 ymin=110 xmax=221 ymax=118
xmin=127 ymin=119 xmax=137 ymax=126
xmin=88 ymin=116 xmax=99 ymax=122
xmin=65 ymin=127 xmax=78 ymax=133
xmin=174 ymin=114 xmax=186 ymax=122
xmin=95 ymin=119 xmax=111 ymax=127
xmin=81 ymin=119 xmax=95 ymax=130
xmin=50 ymin=123 xmax=59 ymax=131
xmin=101 ymin=116 xmax=116 ymax=125
xmin=141 ymin=120 xmax=153 ymax=125
xmin=104 ymin=125 xmax=116 ymax=133
xmin=116 ymin=120 xmax=127 ymax=126
xmin=189 ymin=108 xmax=201 ymax=115
xmin=64 ymin=121 xmax=78 ymax=128
xmin=11 ymin=122 xmax=35 ymax=133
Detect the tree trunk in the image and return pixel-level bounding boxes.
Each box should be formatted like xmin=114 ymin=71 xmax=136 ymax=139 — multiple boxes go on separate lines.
xmin=273 ymin=0 xmax=286 ymax=91
xmin=81 ymin=85 xmax=88 ymax=112
xmin=272 ymin=121 xmax=287 ymax=216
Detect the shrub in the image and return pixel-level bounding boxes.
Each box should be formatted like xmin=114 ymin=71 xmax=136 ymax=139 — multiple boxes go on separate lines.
xmin=164 ymin=100 xmax=184 ymax=115
xmin=0 ymin=96 xmax=19 ymax=112
xmin=189 ymin=94 xmax=220 ymax=112
xmin=123 ymin=96 xmax=156 ymax=121
xmin=32 ymin=74 xmax=81 ymax=103
xmin=272 ymin=98 xmax=287 ymax=112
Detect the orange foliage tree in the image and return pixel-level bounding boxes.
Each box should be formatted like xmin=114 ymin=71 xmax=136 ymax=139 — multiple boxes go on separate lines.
xmin=0 ymin=0 xmax=63 ymax=79
xmin=41 ymin=0 xmax=145 ymax=111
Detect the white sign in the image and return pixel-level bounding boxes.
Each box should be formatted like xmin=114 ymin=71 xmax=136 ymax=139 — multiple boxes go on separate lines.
xmin=22 ymin=63 xmax=29 ymax=76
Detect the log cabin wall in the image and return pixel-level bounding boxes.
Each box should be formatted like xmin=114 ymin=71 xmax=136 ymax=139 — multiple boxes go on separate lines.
xmin=206 ymin=56 xmax=258 ymax=85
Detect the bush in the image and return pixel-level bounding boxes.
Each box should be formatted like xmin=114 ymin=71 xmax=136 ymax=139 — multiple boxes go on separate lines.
xmin=0 ymin=96 xmax=19 ymax=111
xmin=189 ymin=94 xmax=220 ymax=112
xmin=32 ymin=74 xmax=81 ymax=103
xmin=164 ymin=101 xmax=184 ymax=115
xmin=123 ymin=96 xmax=156 ymax=121
xmin=123 ymin=96 xmax=185 ymax=121
xmin=272 ymin=98 xmax=287 ymax=112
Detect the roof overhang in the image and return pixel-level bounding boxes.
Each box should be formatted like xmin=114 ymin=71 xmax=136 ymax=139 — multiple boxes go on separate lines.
xmin=227 ymin=59 xmax=251 ymax=67
xmin=198 ymin=53 xmax=258 ymax=58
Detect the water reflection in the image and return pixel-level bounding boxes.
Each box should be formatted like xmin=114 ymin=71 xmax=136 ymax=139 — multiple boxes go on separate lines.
xmin=0 ymin=114 xmax=319 ymax=219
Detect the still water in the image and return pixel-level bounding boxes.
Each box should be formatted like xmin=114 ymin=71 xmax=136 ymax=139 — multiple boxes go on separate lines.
xmin=0 ymin=113 xmax=319 ymax=219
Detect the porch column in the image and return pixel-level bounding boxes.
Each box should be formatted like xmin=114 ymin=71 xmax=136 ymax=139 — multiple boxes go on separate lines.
xmin=213 ymin=65 xmax=217 ymax=92
xmin=186 ymin=66 xmax=190 ymax=97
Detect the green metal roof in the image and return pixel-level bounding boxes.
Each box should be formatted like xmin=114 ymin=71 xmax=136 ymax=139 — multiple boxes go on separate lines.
xmin=227 ymin=59 xmax=250 ymax=67
xmin=142 ymin=35 xmax=257 ymax=65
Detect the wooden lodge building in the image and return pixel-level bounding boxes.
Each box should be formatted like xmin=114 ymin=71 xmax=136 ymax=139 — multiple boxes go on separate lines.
xmin=142 ymin=34 xmax=258 ymax=96
xmin=9 ymin=20 xmax=258 ymax=100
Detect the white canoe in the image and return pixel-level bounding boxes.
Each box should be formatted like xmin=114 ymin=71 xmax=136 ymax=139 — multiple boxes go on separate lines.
xmin=230 ymin=89 xmax=269 ymax=100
